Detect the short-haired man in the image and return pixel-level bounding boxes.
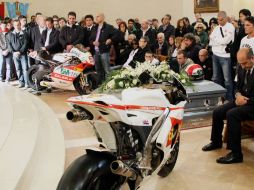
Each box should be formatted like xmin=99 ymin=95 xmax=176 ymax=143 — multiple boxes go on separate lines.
xmin=240 ymin=16 xmax=254 ymax=50
xmin=209 ymin=11 xmax=235 ymax=101
xmin=177 ymin=50 xmax=204 ymax=80
xmin=154 ymin=32 xmax=168 ymax=56
xmin=83 ymin=14 xmax=95 ymax=52
xmin=198 ymin=49 xmax=213 ymax=80
xmin=40 ymin=17 xmax=62 ymax=54
xmin=145 ymin=51 xmax=159 ymax=65
xmin=8 ymin=19 xmax=29 ymax=88
xmin=89 ymin=13 xmax=116 ymax=82
xmin=59 ymin=11 xmax=84 ymax=52
xmin=137 ymin=20 xmax=156 ymax=49
xmin=158 ymin=14 xmax=175 ymax=41
xmin=202 ymin=48 xmax=254 ymax=164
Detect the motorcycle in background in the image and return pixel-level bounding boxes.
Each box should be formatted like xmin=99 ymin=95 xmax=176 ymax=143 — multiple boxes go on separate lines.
xmin=27 ymin=47 xmax=98 ymax=95
xmin=57 ymin=77 xmax=189 ymax=190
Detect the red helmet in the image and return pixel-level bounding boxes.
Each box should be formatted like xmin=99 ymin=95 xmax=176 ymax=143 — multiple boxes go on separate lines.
xmin=185 ymin=64 xmax=204 ymax=80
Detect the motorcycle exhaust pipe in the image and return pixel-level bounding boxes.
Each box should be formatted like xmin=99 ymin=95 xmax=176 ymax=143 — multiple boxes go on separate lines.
xmin=66 ymin=109 xmax=92 ymax=122
xmin=110 ymin=160 xmax=137 ymax=180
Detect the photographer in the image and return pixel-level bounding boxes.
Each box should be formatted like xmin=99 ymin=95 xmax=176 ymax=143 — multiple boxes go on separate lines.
xmin=209 ymin=11 xmax=235 ymax=101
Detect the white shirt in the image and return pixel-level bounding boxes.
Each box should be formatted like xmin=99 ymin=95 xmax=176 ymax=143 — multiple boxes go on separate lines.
xmin=39 ymin=26 xmax=46 ymax=34
xmin=44 ymin=29 xmax=52 ymax=47
xmin=123 ymin=49 xmax=139 ymax=67
xmin=209 ymin=22 xmax=235 ymax=58
xmin=240 ymin=35 xmax=254 ymax=50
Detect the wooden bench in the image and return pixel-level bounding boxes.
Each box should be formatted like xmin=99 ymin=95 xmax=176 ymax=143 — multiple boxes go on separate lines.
xmin=223 ymin=120 xmax=254 ymax=142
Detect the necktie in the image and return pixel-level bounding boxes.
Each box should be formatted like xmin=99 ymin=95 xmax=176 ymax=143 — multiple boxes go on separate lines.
xmin=246 ymin=70 xmax=251 ymax=85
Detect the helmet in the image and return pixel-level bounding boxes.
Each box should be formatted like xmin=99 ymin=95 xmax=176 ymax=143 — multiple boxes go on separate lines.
xmin=185 ymin=63 xmax=204 ymax=80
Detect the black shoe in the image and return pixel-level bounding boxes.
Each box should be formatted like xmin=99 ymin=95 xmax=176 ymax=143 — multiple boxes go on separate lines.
xmin=216 ymin=152 xmax=243 ymax=164
xmin=202 ymin=142 xmax=222 ymax=151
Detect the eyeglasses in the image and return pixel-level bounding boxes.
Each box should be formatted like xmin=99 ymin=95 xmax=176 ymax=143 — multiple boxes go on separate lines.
xmin=197 ymin=27 xmax=203 ymax=29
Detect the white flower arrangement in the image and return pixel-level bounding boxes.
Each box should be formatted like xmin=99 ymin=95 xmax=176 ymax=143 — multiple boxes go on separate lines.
xmin=99 ymin=61 xmax=192 ymax=92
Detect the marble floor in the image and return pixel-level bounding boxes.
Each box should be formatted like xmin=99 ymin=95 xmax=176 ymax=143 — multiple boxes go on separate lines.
xmin=38 ymin=89 xmax=254 ymax=190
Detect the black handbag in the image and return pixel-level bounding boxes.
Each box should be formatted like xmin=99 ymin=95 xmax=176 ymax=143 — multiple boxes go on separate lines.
xmin=220 ymin=27 xmax=232 ymax=53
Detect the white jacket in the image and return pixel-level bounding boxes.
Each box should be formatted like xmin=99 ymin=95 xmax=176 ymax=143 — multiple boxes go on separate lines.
xmin=209 ymin=22 xmax=235 ymax=58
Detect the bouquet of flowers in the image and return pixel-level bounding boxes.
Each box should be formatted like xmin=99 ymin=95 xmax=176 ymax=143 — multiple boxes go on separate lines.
xmin=99 ymin=61 xmax=192 ymax=92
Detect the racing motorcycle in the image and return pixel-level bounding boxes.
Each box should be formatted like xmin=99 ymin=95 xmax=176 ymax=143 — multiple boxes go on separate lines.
xmin=57 ymin=77 xmax=189 ymax=190
xmin=27 ymin=47 xmax=98 ymax=95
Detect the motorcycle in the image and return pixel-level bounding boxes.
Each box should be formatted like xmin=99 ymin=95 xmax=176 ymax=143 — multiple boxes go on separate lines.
xmin=27 ymin=47 xmax=98 ymax=95
xmin=57 ymin=77 xmax=189 ymax=190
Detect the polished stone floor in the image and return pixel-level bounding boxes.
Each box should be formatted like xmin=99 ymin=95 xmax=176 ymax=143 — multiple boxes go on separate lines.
xmin=38 ymin=89 xmax=254 ymax=190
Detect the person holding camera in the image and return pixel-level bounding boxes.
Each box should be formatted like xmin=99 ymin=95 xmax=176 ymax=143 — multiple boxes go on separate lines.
xmin=209 ymin=11 xmax=235 ymax=101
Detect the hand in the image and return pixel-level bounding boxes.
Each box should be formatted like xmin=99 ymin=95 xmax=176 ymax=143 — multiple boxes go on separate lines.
xmin=66 ymin=45 xmax=73 ymax=52
xmin=105 ymin=39 xmax=112 ymax=45
xmin=28 ymin=51 xmax=37 ymax=58
xmin=93 ymin=41 xmax=99 ymax=47
xmin=13 ymin=52 xmax=21 ymax=58
xmin=2 ymin=50 xmax=9 ymax=56
xmin=41 ymin=47 xmax=46 ymax=51
xmin=235 ymin=95 xmax=249 ymax=106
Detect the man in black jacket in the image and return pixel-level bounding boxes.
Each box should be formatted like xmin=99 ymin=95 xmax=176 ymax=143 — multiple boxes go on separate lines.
xmin=59 ymin=11 xmax=84 ymax=52
xmin=8 ymin=19 xmax=29 ymax=88
xmin=82 ymin=14 xmax=95 ymax=54
xmin=202 ymin=48 xmax=254 ymax=164
xmin=40 ymin=17 xmax=61 ymax=54
xmin=89 ymin=13 xmax=116 ymax=82
xmin=182 ymin=33 xmax=201 ymax=63
xmin=158 ymin=14 xmax=175 ymax=41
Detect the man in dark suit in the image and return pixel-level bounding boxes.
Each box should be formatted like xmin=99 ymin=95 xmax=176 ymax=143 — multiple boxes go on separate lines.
xmin=158 ymin=14 xmax=175 ymax=42
xmin=59 ymin=11 xmax=84 ymax=52
xmin=40 ymin=17 xmax=62 ymax=54
xmin=83 ymin=14 xmax=95 ymax=54
xmin=202 ymin=48 xmax=254 ymax=164
xmin=136 ymin=20 xmax=156 ymax=51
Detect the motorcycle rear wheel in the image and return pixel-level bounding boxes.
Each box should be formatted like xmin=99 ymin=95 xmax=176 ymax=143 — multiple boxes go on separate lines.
xmin=27 ymin=65 xmax=47 ymax=91
xmin=57 ymin=153 xmax=124 ymax=190
xmin=157 ymin=137 xmax=180 ymax=177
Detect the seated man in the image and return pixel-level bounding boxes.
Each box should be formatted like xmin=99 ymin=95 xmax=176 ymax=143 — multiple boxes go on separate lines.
xmin=177 ymin=50 xmax=204 ymax=80
xmin=144 ymin=51 xmax=159 ymax=65
xmin=197 ymin=49 xmax=213 ymax=80
xmin=202 ymin=48 xmax=254 ymax=164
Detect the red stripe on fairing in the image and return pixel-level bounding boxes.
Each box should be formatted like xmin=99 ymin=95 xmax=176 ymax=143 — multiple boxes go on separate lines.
xmin=51 ymin=73 xmax=75 ymax=81
xmin=166 ymin=117 xmax=182 ymax=147
xmin=66 ymin=100 xmax=184 ymax=111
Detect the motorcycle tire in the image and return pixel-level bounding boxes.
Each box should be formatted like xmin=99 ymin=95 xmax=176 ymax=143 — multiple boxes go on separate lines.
xmin=27 ymin=65 xmax=47 ymax=91
xmin=57 ymin=152 xmax=122 ymax=190
xmin=74 ymin=72 xmax=98 ymax=95
xmin=157 ymin=137 xmax=180 ymax=177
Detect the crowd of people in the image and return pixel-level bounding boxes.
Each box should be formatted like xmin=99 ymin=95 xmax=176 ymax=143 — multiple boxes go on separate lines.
xmin=0 ymin=8 xmax=254 ymax=164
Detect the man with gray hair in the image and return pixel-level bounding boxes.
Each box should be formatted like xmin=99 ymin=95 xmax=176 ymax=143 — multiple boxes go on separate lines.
xmin=209 ymin=11 xmax=235 ymax=101
xmin=154 ymin=32 xmax=168 ymax=56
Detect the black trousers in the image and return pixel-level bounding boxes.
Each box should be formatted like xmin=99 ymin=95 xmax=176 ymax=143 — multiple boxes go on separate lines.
xmin=211 ymin=101 xmax=254 ymax=154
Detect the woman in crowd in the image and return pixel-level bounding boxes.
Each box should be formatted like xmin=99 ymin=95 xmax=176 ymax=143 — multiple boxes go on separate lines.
xmin=123 ymin=38 xmax=139 ymax=67
xmin=194 ymin=22 xmax=209 ymax=48
xmin=175 ymin=18 xmax=187 ymax=37
xmin=167 ymin=35 xmax=175 ymax=60
xmin=171 ymin=36 xmax=183 ymax=59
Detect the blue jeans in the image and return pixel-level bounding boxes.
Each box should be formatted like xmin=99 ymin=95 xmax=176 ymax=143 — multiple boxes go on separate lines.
xmin=0 ymin=53 xmax=13 ymax=82
xmin=94 ymin=52 xmax=110 ymax=82
xmin=212 ymin=54 xmax=233 ymax=101
xmin=13 ymin=54 xmax=28 ymax=86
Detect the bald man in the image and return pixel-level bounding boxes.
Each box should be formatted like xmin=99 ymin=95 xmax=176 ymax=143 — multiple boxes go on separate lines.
xmin=198 ymin=49 xmax=213 ymax=80
xmin=202 ymin=48 xmax=254 ymax=164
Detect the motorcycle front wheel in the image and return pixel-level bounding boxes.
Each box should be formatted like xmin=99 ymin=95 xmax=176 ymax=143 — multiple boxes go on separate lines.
xmin=157 ymin=137 xmax=180 ymax=177
xmin=27 ymin=65 xmax=47 ymax=91
xmin=57 ymin=153 xmax=124 ymax=190
xmin=74 ymin=72 xmax=98 ymax=95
